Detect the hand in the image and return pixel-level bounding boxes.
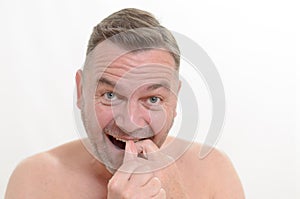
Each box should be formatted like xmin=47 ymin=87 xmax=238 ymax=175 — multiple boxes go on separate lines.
xmin=107 ymin=140 xmax=166 ymax=199
xmin=135 ymin=139 xmax=189 ymax=199
xmin=107 ymin=139 xmax=189 ymax=199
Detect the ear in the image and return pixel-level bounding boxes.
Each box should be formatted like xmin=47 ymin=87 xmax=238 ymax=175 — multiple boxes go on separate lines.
xmin=177 ymin=80 xmax=182 ymax=93
xmin=75 ymin=69 xmax=83 ymax=110
xmin=173 ymin=80 xmax=182 ymax=118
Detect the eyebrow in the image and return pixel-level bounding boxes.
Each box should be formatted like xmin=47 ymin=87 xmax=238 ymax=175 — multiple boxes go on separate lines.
xmin=146 ymin=82 xmax=170 ymax=91
xmin=98 ymin=77 xmax=116 ymax=87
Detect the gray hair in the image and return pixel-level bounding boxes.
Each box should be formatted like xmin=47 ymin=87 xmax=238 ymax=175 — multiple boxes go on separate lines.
xmin=86 ymin=8 xmax=180 ymax=69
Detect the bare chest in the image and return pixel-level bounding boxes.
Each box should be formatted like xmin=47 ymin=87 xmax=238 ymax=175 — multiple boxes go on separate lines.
xmin=56 ymin=172 xmax=210 ymax=199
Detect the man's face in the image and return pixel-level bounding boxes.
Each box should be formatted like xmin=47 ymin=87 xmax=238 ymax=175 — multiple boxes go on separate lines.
xmin=77 ymin=47 xmax=180 ymax=172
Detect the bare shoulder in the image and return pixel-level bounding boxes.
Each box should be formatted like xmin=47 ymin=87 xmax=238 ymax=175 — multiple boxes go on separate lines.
xmin=169 ymin=137 xmax=245 ymax=199
xmin=5 ymin=140 xmax=92 ymax=199
xmin=5 ymin=150 xmax=62 ymax=198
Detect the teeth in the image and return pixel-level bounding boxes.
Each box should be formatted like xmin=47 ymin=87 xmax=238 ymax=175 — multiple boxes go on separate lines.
xmin=104 ymin=128 xmax=110 ymax=134
xmin=114 ymin=136 xmax=139 ymax=143
xmin=115 ymin=137 xmax=127 ymax=142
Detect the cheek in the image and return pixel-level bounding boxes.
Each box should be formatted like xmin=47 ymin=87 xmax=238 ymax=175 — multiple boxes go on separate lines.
xmin=95 ymin=105 xmax=113 ymax=129
xmin=149 ymin=105 xmax=175 ymax=135
xmin=149 ymin=110 xmax=166 ymax=134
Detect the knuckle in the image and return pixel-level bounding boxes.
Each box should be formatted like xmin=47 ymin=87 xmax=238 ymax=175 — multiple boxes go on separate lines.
xmin=154 ymin=177 xmax=162 ymax=187
xmin=143 ymin=139 xmax=153 ymax=145
xmin=122 ymin=190 xmax=131 ymax=199
xmin=159 ymin=188 xmax=167 ymax=198
xmin=150 ymin=176 xmax=162 ymax=189
xmin=107 ymin=179 xmax=118 ymax=191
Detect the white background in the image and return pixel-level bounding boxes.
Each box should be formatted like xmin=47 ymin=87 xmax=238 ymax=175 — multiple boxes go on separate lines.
xmin=0 ymin=0 xmax=299 ymax=198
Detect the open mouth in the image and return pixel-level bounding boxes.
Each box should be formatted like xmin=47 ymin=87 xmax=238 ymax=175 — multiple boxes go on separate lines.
xmin=107 ymin=135 xmax=127 ymax=150
xmin=107 ymin=134 xmax=151 ymax=150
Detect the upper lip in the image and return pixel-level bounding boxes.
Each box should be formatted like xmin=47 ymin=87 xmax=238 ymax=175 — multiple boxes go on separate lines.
xmin=104 ymin=128 xmax=152 ymax=142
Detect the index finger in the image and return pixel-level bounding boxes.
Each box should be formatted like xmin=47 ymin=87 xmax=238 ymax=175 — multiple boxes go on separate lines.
xmin=135 ymin=139 xmax=160 ymax=161
xmin=123 ymin=140 xmax=138 ymax=163
xmin=135 ymin=139 xmax=174 ymax=170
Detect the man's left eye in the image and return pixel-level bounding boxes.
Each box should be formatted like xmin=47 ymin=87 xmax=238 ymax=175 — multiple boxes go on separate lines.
xmin=147 ymin=96 xmax=161 ymax=105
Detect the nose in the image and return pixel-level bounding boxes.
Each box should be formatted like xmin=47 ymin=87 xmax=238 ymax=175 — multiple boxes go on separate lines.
xmin=114 ymin=99 xmax=151 ymax=133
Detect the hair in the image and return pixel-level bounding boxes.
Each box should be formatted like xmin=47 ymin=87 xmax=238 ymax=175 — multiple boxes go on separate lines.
xmin=86 ymin=8 xmax=180 ymax=69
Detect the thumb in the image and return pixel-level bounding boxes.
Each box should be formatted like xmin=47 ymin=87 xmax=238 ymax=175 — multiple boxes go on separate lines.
xmin=123 ymin=140 xmax=138 ymax=163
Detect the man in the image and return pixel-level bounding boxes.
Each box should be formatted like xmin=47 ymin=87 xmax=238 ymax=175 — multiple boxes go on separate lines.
xmin=5 ymin=8 xmax=245 ymax=198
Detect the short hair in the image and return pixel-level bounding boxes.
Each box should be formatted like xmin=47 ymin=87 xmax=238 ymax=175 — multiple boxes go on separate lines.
xmin=86 ymin=8 xmax=180 ymax=69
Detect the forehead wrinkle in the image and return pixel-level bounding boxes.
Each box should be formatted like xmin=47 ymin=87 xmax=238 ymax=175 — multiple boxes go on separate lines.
xmin=108 ymin=49 xmax=176 ymax=71
xmin=98 ymin=75 xmax=170 ymax=90
xmin=109 ymin=65 xmax=176 ymax=79
xmin=124 ymin=60 xmax=176 ymax=75
xmin=103 ymin=64 xmax=176 ymax=83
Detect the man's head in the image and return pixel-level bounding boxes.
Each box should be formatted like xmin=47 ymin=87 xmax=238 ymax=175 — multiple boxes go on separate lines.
xmin=75 ymin=8 xmax=181 ymax=172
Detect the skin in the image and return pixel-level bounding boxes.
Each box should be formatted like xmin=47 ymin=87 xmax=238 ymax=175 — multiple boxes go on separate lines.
xmin=5 ymin=48 xmax=245 ymax=199
xmin=79 ymin=48 xmax=180 ymax=173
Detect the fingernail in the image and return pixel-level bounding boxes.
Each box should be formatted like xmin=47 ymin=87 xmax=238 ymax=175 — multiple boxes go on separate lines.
xmin=127 ymin=140 xmax=137 ymax=154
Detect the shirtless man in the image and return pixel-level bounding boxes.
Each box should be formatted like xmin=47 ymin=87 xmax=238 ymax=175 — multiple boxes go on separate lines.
xmin=5 ymin=8 xmax=245 ymax=199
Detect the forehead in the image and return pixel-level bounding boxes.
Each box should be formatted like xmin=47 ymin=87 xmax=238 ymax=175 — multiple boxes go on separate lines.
xmin=103 ymin=49 xmax=177 ymax=78
xmin=83 ymin=43 xmax=179 ymax=93
xmin=84 ymin=39 xmax=176 ymax=74
xmin=99 ymin=50 xmax=179 ymax=95
xmin=109 ymin=49 xmax=176 ymax=69
xmin=103 ymin=48 xmax=177 ymax=81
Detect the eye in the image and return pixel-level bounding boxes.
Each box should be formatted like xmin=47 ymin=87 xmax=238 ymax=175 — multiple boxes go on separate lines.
xmin=97 ymin=91 xmax=123 ymax=106
xmin=147 ymin=96 xmax=161 ymax=105
xmin=104 ymin=92 xmax=117 ymax=101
